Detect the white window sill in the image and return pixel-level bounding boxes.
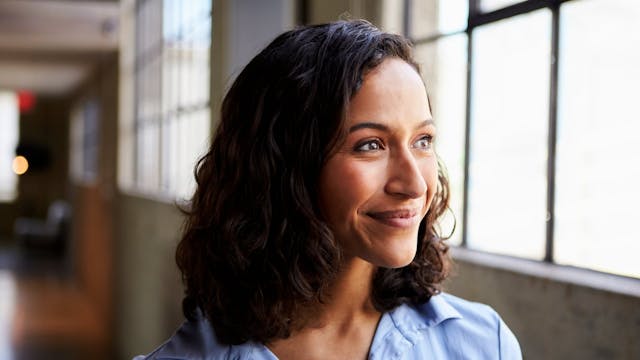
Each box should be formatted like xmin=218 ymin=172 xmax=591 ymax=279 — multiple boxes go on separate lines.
xmin=450 ymin=246 xmax=640 ymax=298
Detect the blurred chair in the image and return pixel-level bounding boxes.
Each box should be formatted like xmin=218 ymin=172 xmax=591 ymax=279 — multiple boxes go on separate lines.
xmin=14 ymin=200 xmax=72 ymax=256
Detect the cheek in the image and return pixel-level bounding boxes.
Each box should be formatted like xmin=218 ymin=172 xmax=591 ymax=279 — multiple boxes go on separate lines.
xmin=319 ymin=159 xmax=382 ymax=221
xmin=422 ymin=158 xmax=439 ymax=206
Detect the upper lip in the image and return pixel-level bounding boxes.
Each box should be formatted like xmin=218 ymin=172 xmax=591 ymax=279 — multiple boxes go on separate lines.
xmin=366 ymin=208 xmax=420 ymax=219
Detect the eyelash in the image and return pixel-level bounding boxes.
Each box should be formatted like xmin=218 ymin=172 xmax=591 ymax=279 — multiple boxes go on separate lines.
xmin=354 ymin=139 xmax=384 ymax=152
xmin=354 ymin=135 xmax=434 ymax=152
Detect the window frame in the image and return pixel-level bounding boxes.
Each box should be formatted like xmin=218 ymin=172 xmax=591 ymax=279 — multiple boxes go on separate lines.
xmin=403 ymin=0 xmax=640 ymax=281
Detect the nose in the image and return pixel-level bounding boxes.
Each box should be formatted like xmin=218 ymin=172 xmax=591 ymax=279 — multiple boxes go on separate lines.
xmin=384 ymin=148 xmax=428 ymax=199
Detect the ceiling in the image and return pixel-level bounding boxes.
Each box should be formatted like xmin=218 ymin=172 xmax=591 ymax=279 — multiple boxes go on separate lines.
xmin=0 ymin=0 xmax=120 ymax=96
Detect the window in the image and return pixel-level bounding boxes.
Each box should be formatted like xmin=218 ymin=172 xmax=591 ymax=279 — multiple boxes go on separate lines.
xmin=70 ymin=98 xmax=100 ymax=184
xmin=119 ymin=0 xmax=211 ymax=199
xmin=468 ymin=10 xmax=551 ymax=259
xmin=0 ymin=92 xmax=19 ymax=202
xmin=401 ymin=0 xmax=640 ymax=278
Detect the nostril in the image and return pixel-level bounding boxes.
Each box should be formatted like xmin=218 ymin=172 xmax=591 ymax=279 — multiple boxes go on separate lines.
xmin=384 ymin=150 xmax=430 ymax=198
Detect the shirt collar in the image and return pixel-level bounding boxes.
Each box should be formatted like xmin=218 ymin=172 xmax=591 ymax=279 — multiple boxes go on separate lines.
xmin=413 ymin=292 xmax=463 ymax=327
xmin=389 ymin=293 xmax=463 ymax=332
xmin=368 ymin=294 xmax=462 ymax=358
xmin=184 ymin=294 xmax=463 ymax=359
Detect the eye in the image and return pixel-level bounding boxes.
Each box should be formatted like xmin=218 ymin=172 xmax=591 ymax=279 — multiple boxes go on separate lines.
xmin=355 ymin=139 xmax=384 ymax=152
xmin=412 ymin=135 xmax=433 ymax=151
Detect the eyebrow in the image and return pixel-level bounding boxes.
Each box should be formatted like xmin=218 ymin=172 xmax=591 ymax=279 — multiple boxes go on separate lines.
xmin=348 ymin=119 xmax=435 ymax=133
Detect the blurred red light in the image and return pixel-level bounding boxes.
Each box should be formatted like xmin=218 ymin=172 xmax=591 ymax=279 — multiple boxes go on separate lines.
xmin=18 ymin=91 xmax=36 ymax=113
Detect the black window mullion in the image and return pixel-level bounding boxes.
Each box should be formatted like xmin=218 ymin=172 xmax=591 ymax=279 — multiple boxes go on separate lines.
xmin=469 ymin=0 xmax=480 ymax=18
xmin=297 ymin=0 xmax=309 ymax=25
xmin=403 ymin=0 xmax=412 ymax=38
xmin=461 ymin=1 xmax=476 ymax=248
xmin=469 ymin=0 xmax=579 ymax=28
xmin=470 ymin=0 xmax=553 ymax=28
xmin=544 ymin=2 xmax=561 ymax=263
xmin=133 ymin=0 xmax=142 ymax=187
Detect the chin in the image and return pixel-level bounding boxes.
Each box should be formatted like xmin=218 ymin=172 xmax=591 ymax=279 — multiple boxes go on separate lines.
xmin=370 ymin=241 xmax=418 ymax=269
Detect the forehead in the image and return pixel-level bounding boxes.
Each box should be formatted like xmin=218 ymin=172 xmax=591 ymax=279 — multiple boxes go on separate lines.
xmin=346 ymin=58 xmax=431 ymax=125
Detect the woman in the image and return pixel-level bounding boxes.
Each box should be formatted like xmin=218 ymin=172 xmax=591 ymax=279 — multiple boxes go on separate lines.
xmin=137 ymin=20 xmax=521 ymax=359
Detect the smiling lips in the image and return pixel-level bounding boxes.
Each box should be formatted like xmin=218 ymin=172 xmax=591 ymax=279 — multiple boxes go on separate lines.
xmin=366 ymin=208 xmax=422 ymax=228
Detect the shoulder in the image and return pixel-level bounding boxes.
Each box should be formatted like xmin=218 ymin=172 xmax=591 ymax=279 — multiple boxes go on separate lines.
xmin=132 ymin=313 xmax=229 ymax=360
xmin=384 ymin=293 xmax=522 ymax=359
xmin=132 ymin=311 xmax=274 ymax=360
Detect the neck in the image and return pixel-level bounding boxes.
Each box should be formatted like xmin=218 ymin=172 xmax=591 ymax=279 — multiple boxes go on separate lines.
xmin=311 ymin=257 xmax=380 ymax=329
xmin=266 ymin=258 xmax=382 ymax=360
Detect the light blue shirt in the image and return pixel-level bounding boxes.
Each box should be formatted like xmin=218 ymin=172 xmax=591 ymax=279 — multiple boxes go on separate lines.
xmin=135 ymin=293 xmax=522 ymax=359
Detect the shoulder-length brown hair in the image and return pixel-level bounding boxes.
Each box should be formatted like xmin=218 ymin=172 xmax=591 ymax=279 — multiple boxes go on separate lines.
xmin=176 ymin=20 xmax=451 ymax=345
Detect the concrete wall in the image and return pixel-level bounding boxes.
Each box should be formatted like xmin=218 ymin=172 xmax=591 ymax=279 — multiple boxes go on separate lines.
xmin=114 ymin=193 xmax=184 ymax=359
xmin=447 ymin=250 xmax=640 ymax=359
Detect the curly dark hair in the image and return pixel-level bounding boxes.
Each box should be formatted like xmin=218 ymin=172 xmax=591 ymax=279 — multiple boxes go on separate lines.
xmin=176 ymin=20 xmax=451 ymax=345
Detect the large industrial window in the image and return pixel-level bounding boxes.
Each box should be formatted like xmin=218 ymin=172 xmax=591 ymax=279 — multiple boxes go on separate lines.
xmin=120 ymin=0 xmax=211 ymax=199
xmin=403 ymin=0 xmax=640 ymax=279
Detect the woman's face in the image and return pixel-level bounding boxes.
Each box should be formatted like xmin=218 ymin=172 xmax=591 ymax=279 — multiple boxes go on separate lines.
xmin=318 ymin=58 xmax=438 ymax=269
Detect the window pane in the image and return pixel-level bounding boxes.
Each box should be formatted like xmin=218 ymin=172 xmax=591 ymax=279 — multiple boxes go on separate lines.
xmin=82 ymin=99 xmax=100 ymax=183
xmin=479 ymin=0 xmax=523 ymax=13
xmin=163 ymin=0 xmax=180 ymax=40
xmin=137 ymin=121 xmax=160 ymax=192
xmin=118 ymin=1 xmax=136 ymax=191
xmin=414 ymin=34 xmax=468 ymax=245
xmin=555 ymin=0 xmax=640 ymax=278
xmin=0 ymin=92 xmax=19 ymax=202
xmin=160 ymin=0 xmax=211 ymax=198
xmin=134 ymin=0 xmax=163 ymax=193
xmin=467 ymin=10 xmax=551 ymax=258
xmin=175 ymin=110 xmax=209 ymax=200
xmin=163 ymin=116 xmax=178 ymax=194
xmin=411 ymin=0 xmax=468 ymax=39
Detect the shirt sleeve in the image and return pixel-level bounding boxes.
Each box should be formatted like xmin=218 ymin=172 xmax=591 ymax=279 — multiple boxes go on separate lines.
xmin=498 ymin=317 xmax=522 ymax=360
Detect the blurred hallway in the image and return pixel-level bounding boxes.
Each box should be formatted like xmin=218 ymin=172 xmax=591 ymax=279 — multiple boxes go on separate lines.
xmin=0 ymin=0 xmax=119 ymax=358
xmin=0 ymin=248 xmax=110 ymax=360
